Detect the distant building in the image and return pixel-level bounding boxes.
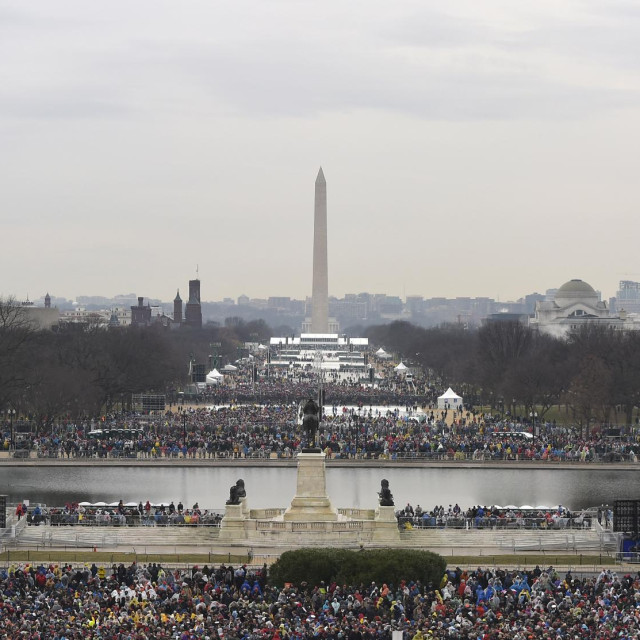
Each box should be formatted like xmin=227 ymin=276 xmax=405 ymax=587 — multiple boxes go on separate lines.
xmin=184 ymin=279 xmax=202 ymax=329
xmin=59 ymin=308 xmax=107 ymax=327
xmin=522 ymin=292 xmax=545 ymax=314
xmin=269 ymin=333 xmax=369 ymax=374
xmin=131 ymin=297 xmax=152 ymax=327
xmin=111 ymin=307 xmax=131 ymax=326
xmin=615 ymin=280 xmax=640 ymax=313
xmin=173 ymin=290 xmax=183 ymax=325
xmin=532 ymin=279 xmax=640 ymax=337
xmin=268 ymin=297 xmax=291 ymax=310
xmin=20 ymin=296 xmax=59 ymax=330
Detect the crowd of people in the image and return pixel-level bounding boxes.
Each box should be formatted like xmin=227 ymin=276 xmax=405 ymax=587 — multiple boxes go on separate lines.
xmin=395 ymin=503 xmax=610 ymax=531
xmin=20 ymin=499 xmax=614 ymax=536
xmin=23 ymin=397 xmax=639 ymax=465
xmin=1 ymin=560 xmax=640 ymax=638
xmin=194 ymin=373 xmax=429 ymax=408
xmin=31 ymin=500 xmax=224 ymax=528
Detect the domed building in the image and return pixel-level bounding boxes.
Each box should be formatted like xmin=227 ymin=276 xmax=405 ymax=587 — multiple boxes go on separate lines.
xmin=533 ymin=279 xmax=623 ymax=337
xmin=554 ymin=279 xmax=601 ymax=308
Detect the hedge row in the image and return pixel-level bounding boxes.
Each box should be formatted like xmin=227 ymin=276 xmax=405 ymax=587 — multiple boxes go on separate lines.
xmin=269 ymin=548 xmax=446 ymax=588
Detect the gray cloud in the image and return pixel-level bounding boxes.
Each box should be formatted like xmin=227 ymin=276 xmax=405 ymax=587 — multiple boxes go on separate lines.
xmin=2 ymin=1 xmax=639 ymax=123
xmin=1 ymin=0 xmax=640 ymax=302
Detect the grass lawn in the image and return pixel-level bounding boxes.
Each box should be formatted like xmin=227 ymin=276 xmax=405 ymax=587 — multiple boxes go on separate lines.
xmin=0 ymin=550 xmax=617 ymax=568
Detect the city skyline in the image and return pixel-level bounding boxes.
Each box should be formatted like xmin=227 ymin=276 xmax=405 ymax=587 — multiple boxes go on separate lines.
xmin=3 ymin=274 xmax=633 ymax=308
xmin=19 ymin=278 xmax=620 ymax=309
xmin=2 ymin=2 xmax=640 ymax=303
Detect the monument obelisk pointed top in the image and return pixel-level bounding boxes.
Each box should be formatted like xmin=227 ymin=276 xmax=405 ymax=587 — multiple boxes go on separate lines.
xmin=311 ymin=167 xmax=329 ymax=333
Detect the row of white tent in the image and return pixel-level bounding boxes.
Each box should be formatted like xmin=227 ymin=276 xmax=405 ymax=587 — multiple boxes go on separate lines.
xmin=77 ymin=501 xmax=176 ymax=508
xmin=76 ymin=501 xmax=562 ymax=512
xmin=392 ymin=359 xmax=464 ymax=409
xmin=205 ymin=365 xmax=239 ymax=385
xmin=471 ymin=505 xmax=566 ymax=511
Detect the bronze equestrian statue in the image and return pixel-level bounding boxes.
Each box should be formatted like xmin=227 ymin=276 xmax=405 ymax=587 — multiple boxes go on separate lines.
xmin=378 ymin=478 xmax=394 ymax=506
xmin=301 ymin=398 xmax=320 ymax=450
xmin=226 ymin=479 xmax=247 ymax=505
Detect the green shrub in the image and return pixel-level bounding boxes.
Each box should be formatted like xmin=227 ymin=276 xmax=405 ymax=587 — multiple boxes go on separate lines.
xmin=269 ymin=548 xmax=445 ymax=588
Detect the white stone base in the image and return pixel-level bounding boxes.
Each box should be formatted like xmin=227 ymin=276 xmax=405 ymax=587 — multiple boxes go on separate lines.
xmin=216 ymin=455 xmax=399 ymax=545
xmin=372 ymin=505 xmax=400 ymax=542
xmin=218 ymin=503 xmax=247 ymax=541
xmin=375 ymin=505 xmax=397 ymax=522
xmin=283 ymin=451 xmax=338 ymax=522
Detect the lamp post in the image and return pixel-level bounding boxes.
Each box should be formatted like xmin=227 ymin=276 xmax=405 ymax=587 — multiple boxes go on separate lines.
xmin=354 ymin=416 xmax=359 ymax=460
xmin=314 ymin=349 xmax=324 ymax=432
xmin=7 ymin=409 xmax=16 ymax=450
xmin=180 ymin=408 xmax=187 ymax=449
xmin=348 ymin=417 xmax=354 ymax=459
xmin=530 ymin=411 xmax=538 ymax=446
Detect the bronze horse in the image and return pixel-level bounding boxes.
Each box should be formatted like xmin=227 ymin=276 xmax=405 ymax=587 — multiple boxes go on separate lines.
xmin=301 ymin=398 xmax=320 ymax=449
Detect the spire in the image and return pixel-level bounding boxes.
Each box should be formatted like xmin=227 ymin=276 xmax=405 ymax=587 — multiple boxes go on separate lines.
xmin=174 ymin=289 xmax=182 ymax=302
xmin=311 ymin=166 xmax=329 ymax=333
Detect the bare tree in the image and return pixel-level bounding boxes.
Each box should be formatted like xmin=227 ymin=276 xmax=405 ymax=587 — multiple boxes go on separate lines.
xmin=567 ymin=355 xmax=613 ymax=435
xmin=0 ymin=297 xmax=37 ymax=409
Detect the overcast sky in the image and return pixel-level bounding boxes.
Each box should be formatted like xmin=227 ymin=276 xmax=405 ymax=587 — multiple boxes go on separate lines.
xmin=1 ymin=0 xmax=640 ymax=303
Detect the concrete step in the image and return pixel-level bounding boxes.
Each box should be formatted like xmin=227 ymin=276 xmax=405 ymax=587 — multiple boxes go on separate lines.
xmin=399 ymin=528 xmax=608 ymax=553
xmin=16 ymin=524 xmax=220 ymax=549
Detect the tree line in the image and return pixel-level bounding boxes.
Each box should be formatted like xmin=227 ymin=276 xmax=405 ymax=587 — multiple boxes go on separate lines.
xmin=366 ymin=320 xmax=640 ymax=427
xmin=0 ymin=299 xmax=271 ymax=426
xmin=3 ymin=293 xmax=639 ymax=428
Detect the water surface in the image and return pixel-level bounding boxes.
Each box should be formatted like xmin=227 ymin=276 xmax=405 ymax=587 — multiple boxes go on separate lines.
xmin=3 ymin=466 xmax=635 ymax=511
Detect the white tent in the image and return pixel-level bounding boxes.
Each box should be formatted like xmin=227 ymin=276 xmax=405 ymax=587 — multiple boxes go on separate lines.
xmin=394 ymin=362 xmax=408 ymax=373
xmin=206 ymin=368 xmax=224 ymax=385
xmin=437 ymin=387 xmax=463 ymax=409
xmin=222 ymin=364 xmax=238 ymax=373
xmin=375 ymin=348 xmax=392 ymax=360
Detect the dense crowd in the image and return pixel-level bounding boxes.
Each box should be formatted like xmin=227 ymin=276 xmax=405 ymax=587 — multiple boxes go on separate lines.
xmin=21 ymin=500 xmax=223 ymax=528
xmin=395 ymin=503 xmax=610 ymax=531
xmin=24 ymin=398 xmax=639 ymax=464
xmin=195 ymin=372 xmax=430 ymax=408
xmin=2 ymin=561 xmax=640 ymax=638
xmin=3 ymin=367 xmax=638 ymax=463
xmin=20 ymin=499 xmax=613 ymax=536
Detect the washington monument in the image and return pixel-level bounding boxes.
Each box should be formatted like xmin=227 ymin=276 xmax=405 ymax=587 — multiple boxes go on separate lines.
xmin=311 ymin=167 xmax=329 ymax=333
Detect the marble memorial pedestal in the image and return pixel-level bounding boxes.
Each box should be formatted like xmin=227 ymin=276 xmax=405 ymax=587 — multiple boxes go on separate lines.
xmin=283 ymin=451 xmax=338 ymax=521
xmin=218 ymin=501 xmax=247 ymax=541
xmin=372 ymin=505 xmax=399 ymax=542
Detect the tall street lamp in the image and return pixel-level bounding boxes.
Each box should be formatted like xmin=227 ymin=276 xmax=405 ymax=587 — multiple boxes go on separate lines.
xmin=530 ymin=411 xmax=538 ymax=446
xmin=354 ymin=416 xmax=359 ymax=460
xmin=7 ymin=409 xmax=16 ymax=450
xmin=179 ymin=408 xmax=187 ymax=452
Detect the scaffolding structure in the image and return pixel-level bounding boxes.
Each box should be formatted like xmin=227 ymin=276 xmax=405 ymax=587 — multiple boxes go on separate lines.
xmin=131 ymin=394 xmax=166 ymax=413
